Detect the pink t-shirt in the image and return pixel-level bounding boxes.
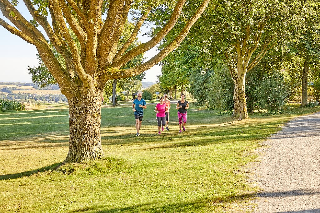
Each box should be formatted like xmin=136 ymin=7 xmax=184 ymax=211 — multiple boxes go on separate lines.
xmin=156 ymin=103 xmax=166 ymax=117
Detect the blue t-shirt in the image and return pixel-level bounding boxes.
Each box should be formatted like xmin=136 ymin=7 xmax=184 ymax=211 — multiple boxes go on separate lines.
xmin=133 ymin=98 xmax=146 ymax=116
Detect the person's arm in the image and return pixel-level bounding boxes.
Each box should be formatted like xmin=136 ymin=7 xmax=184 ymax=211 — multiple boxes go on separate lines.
xmin=176 ymin=102 xmax=181 ymax=109
xmin=140 ymin=103 xmax=147 ymax=109
xmin=141 ymin=100 xmax=147 ymax=109
xmin=132 ymin=103 xmax=136 ymax=111
xmin=185 ymin=103 xmax=189 ymax=110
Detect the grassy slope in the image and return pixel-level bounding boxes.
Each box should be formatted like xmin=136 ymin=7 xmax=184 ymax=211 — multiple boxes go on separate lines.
xmin=0 ymin=104 xmax=319 ymax=212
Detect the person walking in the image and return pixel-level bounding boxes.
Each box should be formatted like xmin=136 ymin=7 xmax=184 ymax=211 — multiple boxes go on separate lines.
xmin=164 ymin=94 xmax=171 ymax=131
xmin=155 ymin=96 xmax=167 ymax=134
xmin=176 ymin=94 xmax=189 ymax=133
xmin=133 ymin=91 xmax=147 ymax=136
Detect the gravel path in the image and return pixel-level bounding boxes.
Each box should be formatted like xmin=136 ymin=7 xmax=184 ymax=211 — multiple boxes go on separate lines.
xmin=251 ymin=112 xmax=320 ymax=213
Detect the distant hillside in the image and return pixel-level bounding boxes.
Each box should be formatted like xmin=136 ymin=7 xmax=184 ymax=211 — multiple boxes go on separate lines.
xmin=142 ymin=81 xmax=155 ymax=89
xmin=0 ymin=82 xmax=60 ymax=90
xmin=0 ymin=82 xmax=67 ymax=103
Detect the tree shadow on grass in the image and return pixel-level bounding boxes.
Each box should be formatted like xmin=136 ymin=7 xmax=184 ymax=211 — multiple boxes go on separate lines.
xmin=0 ymin=162 xmax=63 ymax=180
xmin=277 ymin=209 xmax=320 ymax=213
xmin=257 ymin=189 xmax=320 ymax=198
xmin=143 ymin=124 xmax=277 ymax=150
xmin=71 ymin=193 xmax=253 ymax=213
xmin=100 ymin=122 xmax=274 ymax=146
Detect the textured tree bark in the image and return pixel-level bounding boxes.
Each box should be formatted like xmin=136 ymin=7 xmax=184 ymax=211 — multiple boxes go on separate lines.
xmin=232 ymin=72 xmax=248 ymax=120
xmin=301 ymin=56 xmax=309 ymax=107
xmin=65 ymin=91 xmax=104 ymax=162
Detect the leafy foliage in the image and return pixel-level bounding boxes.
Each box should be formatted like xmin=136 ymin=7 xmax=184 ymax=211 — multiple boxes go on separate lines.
xmin=0 ymin=99 xmax=25 ymax=111
xmin=28 ymin=54 xmax=57 ymax=88
xmin=189 ymin=62 xmax=234 ymax=111
xmin=142 ymin=90 xmax=153 ymax=100
xmin=253 ymin=72 xmax=289 ymax=113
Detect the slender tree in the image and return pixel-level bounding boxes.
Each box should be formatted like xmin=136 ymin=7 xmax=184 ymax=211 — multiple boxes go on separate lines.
xmin=0 ymin=0 xmax=210 ymax=162
xmin=287 ymin=0 xmax=320 ymax=106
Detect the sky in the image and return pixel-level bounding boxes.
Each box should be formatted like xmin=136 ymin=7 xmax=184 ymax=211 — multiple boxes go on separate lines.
xmin=0 ymin=5 xmax=161 ymax=83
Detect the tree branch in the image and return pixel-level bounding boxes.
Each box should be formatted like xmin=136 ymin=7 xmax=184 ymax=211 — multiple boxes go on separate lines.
xmin=0 ymin=18 xmax=34 ymax=44
xmin=98 ymin=0 xmax=131 ymax=67
xmin=102 ymin=0 xmax=211 ymax=81
xmin=0 ymin=0 xmax=46 ymax=43
xmin=247 ymin=40 xmax=276 ymax=72
xmin=81 ymin=0 xmax=104 ymax=75
xmin=111 ymin=0 xmax=188 ymax=69
xmin=22 ymin=0 xmax=67 ymax=52
xmin=104 ymin=0 xmax=132 ymax=64
xmin=59 ymin=0 xmax=86 ymax=43
xmin=36 ymin=42 xmax=74 ymax=98
xmin=241 ymin=25 xmax=250 ymax=55
xmin=114 ymin=7 xmax=151 ymax=61
xmin=65 ymin=0 xmax=88 ymax=30
xmin=49 ymin=0 xmax=91 ymax=87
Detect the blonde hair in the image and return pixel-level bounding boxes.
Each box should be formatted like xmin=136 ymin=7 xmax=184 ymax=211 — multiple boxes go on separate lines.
xmin=137 ymin=91 xmax=143 ymax=96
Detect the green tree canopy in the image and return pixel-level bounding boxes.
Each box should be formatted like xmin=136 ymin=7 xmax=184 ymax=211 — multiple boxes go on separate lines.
xmin=158 ymin=0 xmax=306 ymax=119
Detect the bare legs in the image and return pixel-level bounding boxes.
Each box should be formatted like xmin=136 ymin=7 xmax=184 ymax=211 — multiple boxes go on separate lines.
xmin=135 ymin=119 xmax=142 ymax=135
xmin=179 ymin=122 xmax=186 ymax=132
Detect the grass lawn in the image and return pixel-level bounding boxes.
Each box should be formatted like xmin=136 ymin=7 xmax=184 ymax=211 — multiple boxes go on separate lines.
xmin=0 ymin=103 xmax=319 ymax=212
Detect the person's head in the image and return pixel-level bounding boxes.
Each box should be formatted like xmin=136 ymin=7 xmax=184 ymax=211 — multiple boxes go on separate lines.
xmin=164 ymin=94 xmax=168 ymax=100
xmin=159 ymin=96 xmax=164 ymax=103
xmin=137 ymin=91 xmax=143 ymax=100
xmin=180 ymin=93 xmax=185 ymax=100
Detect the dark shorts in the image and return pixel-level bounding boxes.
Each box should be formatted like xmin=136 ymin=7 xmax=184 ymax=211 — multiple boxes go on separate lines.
xmin=157 ymin=117 xmax=166 ymax=126
xmin=135 ymin=114 xmax=143 ymax=121
xmin=165 ymin=112 xmax=169 ymax=122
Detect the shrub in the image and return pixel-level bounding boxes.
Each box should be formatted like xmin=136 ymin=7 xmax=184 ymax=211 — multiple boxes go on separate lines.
xmin=0 ymin=99 xmax=25 ymax=112
xmin=312 ymin=78 xmax=320 ymax=102
xmin=207 ymin=67 xmax=234 ymax=111
xmin=253 ymin=72 xmax=289 ymax=113
xmin=189 ymin=64 xmax=234 ymax=112
xmin=142 ymin=90 xmax=153 ymax=100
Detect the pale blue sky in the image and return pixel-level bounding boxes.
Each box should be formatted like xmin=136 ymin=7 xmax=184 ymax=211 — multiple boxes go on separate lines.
xmin=0 ymin=4 xmax=161 ymax=83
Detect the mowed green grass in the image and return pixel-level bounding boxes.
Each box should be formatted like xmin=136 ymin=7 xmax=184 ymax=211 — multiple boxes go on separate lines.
xmin=0 ymin=103 xmax=319 ymax=212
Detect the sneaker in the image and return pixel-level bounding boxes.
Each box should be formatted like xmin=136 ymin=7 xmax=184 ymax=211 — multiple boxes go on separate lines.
xmin=179 ymin=130 xmax=182 ymax=133
xmin=136 ymin=133 xmax=140 ymax=137
xmin=158 ymin=132 xmax=161 ymax=135
xmin=183 ymin=126 xmax=185 ymax=131
xmin=166 ymin=127 xmax=169 ymax=131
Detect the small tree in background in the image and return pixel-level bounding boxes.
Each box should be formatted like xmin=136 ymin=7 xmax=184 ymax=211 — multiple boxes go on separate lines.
xmin=142 ymin=90 xmax=153 ymax=100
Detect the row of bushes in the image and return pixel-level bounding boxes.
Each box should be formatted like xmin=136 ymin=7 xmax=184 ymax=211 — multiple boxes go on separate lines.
xmin=0 ymin=99 xmax=25 ymax=112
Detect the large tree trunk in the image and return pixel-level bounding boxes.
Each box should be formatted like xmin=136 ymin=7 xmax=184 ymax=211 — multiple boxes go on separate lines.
xmin=65 ymin=91 xmax=104 ymax=162
xmin=232 ymin=70 xmax=248 ymax=120
xmin=301 ymin=56 xmax=309 ymax=107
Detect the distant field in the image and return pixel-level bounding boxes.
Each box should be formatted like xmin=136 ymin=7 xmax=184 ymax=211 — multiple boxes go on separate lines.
xmin=11 ymin=89 xmax=62 ymax=95
xmin=0 ymin=84 xmax=62 ymax=96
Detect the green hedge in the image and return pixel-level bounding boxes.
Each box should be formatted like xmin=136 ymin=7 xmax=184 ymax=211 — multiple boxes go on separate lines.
xmin=0 ymin=99 xmax=25 ymax=112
